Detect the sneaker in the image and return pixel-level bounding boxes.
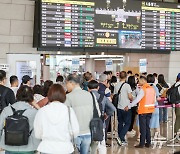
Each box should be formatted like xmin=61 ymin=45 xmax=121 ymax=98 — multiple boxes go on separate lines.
xmin=121 ymin=141 xmax=128 ymax=146
xmin=116 ymin=137 xmax=122 ymax=146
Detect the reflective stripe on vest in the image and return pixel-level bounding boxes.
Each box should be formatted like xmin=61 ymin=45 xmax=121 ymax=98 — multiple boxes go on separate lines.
xmin=138 ymin=83 xmax=156 ymax=114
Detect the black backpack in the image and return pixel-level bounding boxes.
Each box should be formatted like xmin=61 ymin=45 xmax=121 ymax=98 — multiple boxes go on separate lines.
xmin=112 ymin=82 xmax=125 ymax=108
xmin=0 ymin=88 xmax=8 ymax=114
xmin=166 ymin=84 xmax=180 ymax=104
xmin=90 ymin=92 xmax=104 ymax=142
xmin=4 ymin=106 xmax=32 ymax=146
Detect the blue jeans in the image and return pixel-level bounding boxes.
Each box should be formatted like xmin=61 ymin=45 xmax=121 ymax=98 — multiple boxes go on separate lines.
xmin=75 ymin=135 xmax=91 ymax=154
xmin=139 ymin=113 xmax=152 ymax=146
xmin=117 ymin=109 xmax=132 ymax=141
xmin=159 ymin=108 xmax=168 ymax=122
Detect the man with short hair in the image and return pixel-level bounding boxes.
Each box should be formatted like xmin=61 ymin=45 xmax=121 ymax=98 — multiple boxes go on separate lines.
xmin=65 ymin=74 xmax=94 ymax=154
xmin=10 ymin=75 xmax=19 ymax=96
xmin=88 ymin=80 xmax=116 ymax=154
xmin=114 ymin=71 xmax=133 ymax=146
xmin=125 ymin=76 xmax=156 ymax=148
xmin=0 ymin=70 xmax=15 ymax=113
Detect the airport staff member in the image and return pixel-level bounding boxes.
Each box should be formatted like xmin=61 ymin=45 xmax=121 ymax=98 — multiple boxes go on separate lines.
xmin=124 ymin=76 xmax=156 ymax=148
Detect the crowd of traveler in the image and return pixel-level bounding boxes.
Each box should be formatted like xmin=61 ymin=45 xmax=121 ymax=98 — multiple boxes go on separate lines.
xmin=0 ymin=69 xmax=179 ymax=154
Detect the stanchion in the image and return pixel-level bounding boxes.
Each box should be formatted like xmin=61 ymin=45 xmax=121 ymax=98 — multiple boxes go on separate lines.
xmin=151 ymin=103 xmax=172 ymax=149
xmin=167 ymin=103 xmax=180 ymax=147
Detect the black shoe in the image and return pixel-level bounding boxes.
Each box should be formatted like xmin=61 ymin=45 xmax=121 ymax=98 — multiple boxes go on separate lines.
xmin=135 ymin=145 xmax=144 ymax=148
xmin=145 ymin=143 xmax=151 ymax=148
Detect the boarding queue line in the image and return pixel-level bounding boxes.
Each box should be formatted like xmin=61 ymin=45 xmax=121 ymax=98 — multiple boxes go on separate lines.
xmin=110 ymin=102 xmax=180 ymax=149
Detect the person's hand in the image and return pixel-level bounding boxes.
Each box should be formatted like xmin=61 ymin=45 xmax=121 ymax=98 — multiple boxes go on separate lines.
xmin=124 ymin=106 xmax=129 ymax=111
xmin=32 ymin=100 xmax=40 ymax=110
xmin=104 ymin=113 xmax=108 ymax=120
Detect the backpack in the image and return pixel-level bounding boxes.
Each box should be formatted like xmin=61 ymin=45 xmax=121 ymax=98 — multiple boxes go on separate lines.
xmin=112 ymin=82 xmax=125 ymax=108
xmin=166 ymin=84 xmax=180 ymax=104
xmin=158 ymin=83 xmax=168 ymax=98
xmin=90 ymin=92 xmax=104 ymax=142
xmin=0 ymin=88 xmax=8 ymax=114
xmin=4 ymin=106 xmax=32 ymax=146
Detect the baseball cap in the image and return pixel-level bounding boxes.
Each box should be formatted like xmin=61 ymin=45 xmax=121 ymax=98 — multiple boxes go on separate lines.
xmin=177 ymin=73 xmax=180 ymax=80
xmin=22 ymin=75 xmax=32 ymax=84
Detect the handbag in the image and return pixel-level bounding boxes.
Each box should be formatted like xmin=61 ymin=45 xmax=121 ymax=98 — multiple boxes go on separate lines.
xmin=67 ymin=107 xmax=79 ymax=154
xmin=112 ymin=82 xmax=125 ymax=108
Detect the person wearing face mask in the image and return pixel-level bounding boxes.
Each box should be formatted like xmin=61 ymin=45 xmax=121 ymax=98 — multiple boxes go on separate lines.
xmin=21 ymin=75 xmax=32 ymax=87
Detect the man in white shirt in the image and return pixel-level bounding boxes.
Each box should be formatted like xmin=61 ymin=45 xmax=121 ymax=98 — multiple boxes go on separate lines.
xmin=10 ymin=75 xmax=19 ymax=97
xmin=114 ymin=71 xmax=133 ymax=146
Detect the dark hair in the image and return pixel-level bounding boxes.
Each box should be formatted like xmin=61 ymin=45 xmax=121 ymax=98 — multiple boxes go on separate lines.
xmin=140 ymin=76 xmax=147 ymax=81
xmin=43 ymin=80 xmax=53 ymax=97
xmin=66 ymin=74 xmax=81 ymax=84
xmin=83 ymin=72 xmax=92 ymax=81
xmin=127 ymin=70 xmax=132 ymax=74
xmin=128 ymin=76 xmax=136 ymax=90
xmin=135 ymin=73 xmax=139 ymax=77
xmin=153 ymin=73 xmax=158 ymax=78
xmin=142 ymin=72 xmax=147 ymax=76
xmin=88 ymin=80 xmax=99 ymax=89
xmin=48 ymin=84 xmax=66 ymax=103
xmin=16 ymin=85 xmax=34 ymax=103
xmin=56 ymin=75 xmax=64 ymax=82
xmin=33 ymin=85 xmax=44 ymax=95
xmin=119 ymin=71 xmax=127 ymax=79
xmin=10 ymin=75 xmax=18 ymax=85
xmin=147 ymin=74 xmax=155 ymax=83
xmin=158 ymin=74 xmax=166 ymax=84
xmin=0 ymin=70 xmax=6 ymax=82
xmin=104 ymin=71 xmax=112 ymax=75
xmin=111 ymin=76 xmax=117 ymax=83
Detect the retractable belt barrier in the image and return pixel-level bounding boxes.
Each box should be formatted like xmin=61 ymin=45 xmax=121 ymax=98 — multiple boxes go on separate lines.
xmin=153 ymin=100 xmax=180 ymax=148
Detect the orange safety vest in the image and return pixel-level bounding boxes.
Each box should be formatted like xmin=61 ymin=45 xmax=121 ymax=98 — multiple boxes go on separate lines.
xmin=138 ymin=83 xmax=156 ymax=115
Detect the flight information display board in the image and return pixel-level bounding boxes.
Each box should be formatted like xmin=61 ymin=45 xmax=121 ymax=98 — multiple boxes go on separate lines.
xmin=141 ymin=1 xmax=180 ymax=50
xmin=39 ymin=0 xmax=180 ymax=51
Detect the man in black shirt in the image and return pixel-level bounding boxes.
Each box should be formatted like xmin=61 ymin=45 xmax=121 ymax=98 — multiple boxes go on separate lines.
xmin=0 ymin=70 xmax=15 ymax=113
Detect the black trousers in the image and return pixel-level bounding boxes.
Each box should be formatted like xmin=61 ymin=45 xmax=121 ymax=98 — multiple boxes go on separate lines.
xmin=139 ymin=113 xmax=152 ymax=146
xmin=128 ymin=107 xmax=137 ymax=131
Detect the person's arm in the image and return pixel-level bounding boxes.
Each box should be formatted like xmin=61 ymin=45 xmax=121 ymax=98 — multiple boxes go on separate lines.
xmin=127 ymin=84 xmax=133 ymax=101
xmin=69 ymin=108 xmax=79 ymax=137
xmin=7 ymin=89 xmax=16 ymax=105
xmin=34 ymin=110 xmax=43 ymax=139
xmin=32 ymin=100 xmax=40 ymax=110
xmin=104 ymin=97 xmax=116 ymax=116
xmin=128 ymin=93 xmax=133 ymax=101
xmin=125 ymin=89 xmax=144 ymax=110
xmin=0 ymin=107 xmax=9 ymax=138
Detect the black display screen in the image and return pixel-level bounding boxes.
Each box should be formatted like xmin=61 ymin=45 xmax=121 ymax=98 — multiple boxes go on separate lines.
xmin=39 ymin=0 xmax=180 ymax=51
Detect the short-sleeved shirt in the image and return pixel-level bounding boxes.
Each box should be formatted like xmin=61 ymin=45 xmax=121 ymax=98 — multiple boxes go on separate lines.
xmin=114 ymin=82 xmax=132 ymax=110
xmin=0 ymin=85 xmax=15 ymax=108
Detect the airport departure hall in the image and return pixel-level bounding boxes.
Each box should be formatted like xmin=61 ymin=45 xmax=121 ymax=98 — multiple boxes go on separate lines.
xmin=0 ymin=0 xmax=180 ymax=154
